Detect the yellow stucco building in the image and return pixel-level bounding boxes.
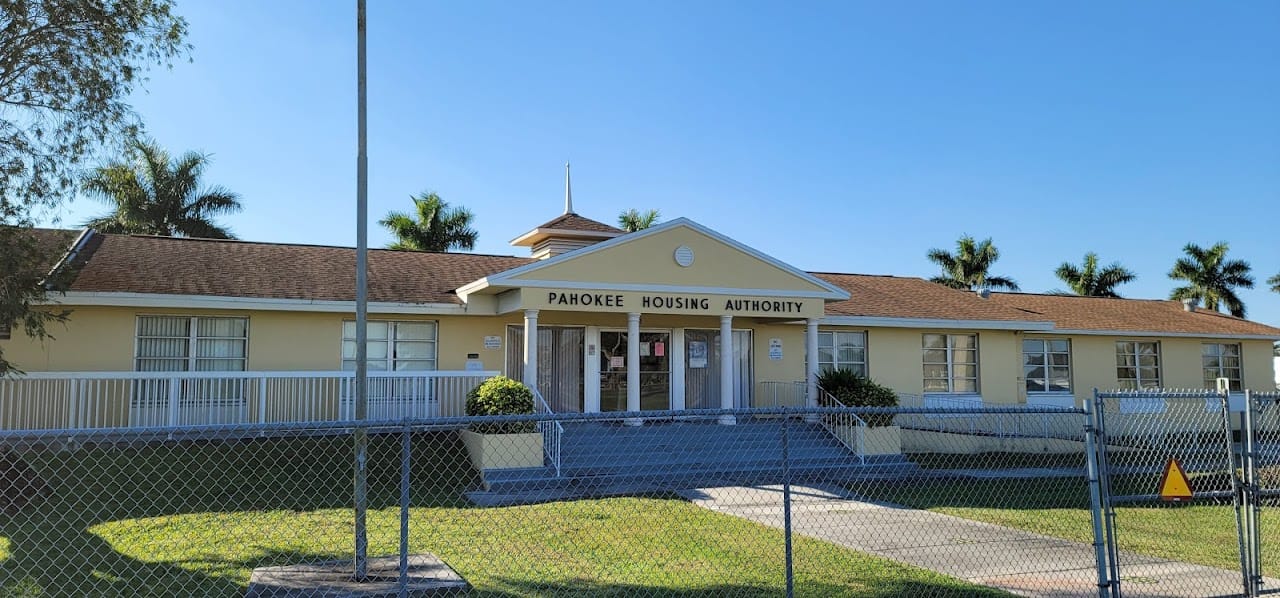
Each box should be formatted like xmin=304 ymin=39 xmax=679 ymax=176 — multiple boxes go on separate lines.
xmin=3 ymin=207 xmax=1278 ymax=430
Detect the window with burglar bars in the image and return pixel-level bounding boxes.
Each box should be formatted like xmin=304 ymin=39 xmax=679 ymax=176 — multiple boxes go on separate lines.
xmin=818 ymin=330 xmax=866 ymax=376
xmin=922 ymin=333 xmax=978 ymax=393
xmin=135 ymin=316 xmax=248 ymax=372
xmin=1115 ymin=340 xmax=1161 ymax=389
xmin=1201 ymin=342 xmax=1242 ymax=391
xmin=342 ymin=320 xmax=438 ymax=371
xmin=1023 ymin=338 xmax=1071 ymax=393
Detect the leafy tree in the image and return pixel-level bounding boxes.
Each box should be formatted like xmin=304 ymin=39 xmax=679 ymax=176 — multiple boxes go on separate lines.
xmin=1053 ymin=252 xmax=1136 ymax=297
xmin=0 ymin=0 xmax=188 ymax=374
xmin=83 ymin=139 xmax=242 ymax=238
xmin=1168 ymin=242 xmax=1254 ymax=318
xmin=618 ymin=208 xmax=660 ymax=232
xmin=380 ymin=192 xmax=477 ymax=252
xmin=926 ymin=235 xmax=1019 ymax=291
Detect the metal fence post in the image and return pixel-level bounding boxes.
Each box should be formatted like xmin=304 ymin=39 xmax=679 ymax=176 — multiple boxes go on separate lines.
xmin=782 ymin=407 xmax=794 ymax=598
xmin=1241 ymin=390 xmax=1262 ymax=596
xmin=1093 ymin=389 xmax=1121 ymax=597
xmin=400 ymin=421 xmax=411 ymax=597
xmin=1083 ymin=394 xmax=1111 ymax=598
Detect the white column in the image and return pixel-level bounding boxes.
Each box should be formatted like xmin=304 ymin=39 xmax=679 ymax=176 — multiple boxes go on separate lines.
xmin=626 ymin=312 xmax=642 ymax=425
xmin=670 ymin=328 xmax=686 ymax=411
xmin=719 ymin=315 xmax=736 ymax=425
xmin=584 ymin=326 xmax=601 ymax=413
xmin=805 ymin=318 xmax=820 ymax=415
xmin=522 ymin=309 xmax=539 ymax=390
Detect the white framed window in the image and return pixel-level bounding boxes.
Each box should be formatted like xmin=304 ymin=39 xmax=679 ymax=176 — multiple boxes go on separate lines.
xmin=1202 ymin=343 xmax=1242 ymax=391
xmin=817 ymin=330 xmax=867 ymax=376
xmin=135 ymin=316 xmax=248 ymax=372
xmin=342 ymin=320 xmax=438 ymax=371
xmin=922 ymin=334 xmax=978 ymax=393
xmin=1116 ymin=341 xmax=1160 ymax=390
xmin=1023 ymin=338 xmax=1071 ymax=393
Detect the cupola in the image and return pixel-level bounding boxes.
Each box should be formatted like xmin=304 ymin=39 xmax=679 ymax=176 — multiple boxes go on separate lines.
xmin=510 ymin=163 xmax=624 ymax=259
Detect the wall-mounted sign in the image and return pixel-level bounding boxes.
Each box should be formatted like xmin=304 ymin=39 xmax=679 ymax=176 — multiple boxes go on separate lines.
xmin=537 ymin=290 xmax=818 ymax=318
xmin=768 ymin=338 xmax=783 ymax=361
xmin=465 ymin=353 xmax=484 ymax=371
xmin=688 ymin=341 xmax=708 ymax=368
xmin=483 ymin=335 xmax=502 ymax=350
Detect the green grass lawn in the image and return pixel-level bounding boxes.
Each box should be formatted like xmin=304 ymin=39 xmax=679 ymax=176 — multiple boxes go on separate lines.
xmin=0 ymin=433 xmax=1007 ymax=597
xmin=856 ymin=471 xmax=1278 ymax=575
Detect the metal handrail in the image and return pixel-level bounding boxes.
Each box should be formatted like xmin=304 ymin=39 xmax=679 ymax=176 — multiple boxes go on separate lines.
xmin=815 ymin=387 xmax=867 ymax=464
xmin=531 ymin=388 xmax=563 ymax=477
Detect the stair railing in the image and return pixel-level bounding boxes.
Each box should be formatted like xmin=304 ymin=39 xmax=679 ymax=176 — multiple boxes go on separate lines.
xmin=816 ymin=387 xmax=867 ymax=465
xmin=532 ymin=389 xmax=563 ymax=477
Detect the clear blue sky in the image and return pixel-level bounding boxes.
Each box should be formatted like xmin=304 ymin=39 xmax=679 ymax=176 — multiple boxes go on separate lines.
xmin=39 ymin=1 xmax=1280 ymax=325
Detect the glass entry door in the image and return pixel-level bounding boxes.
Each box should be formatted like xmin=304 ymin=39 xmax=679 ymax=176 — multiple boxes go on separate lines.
xmin=599 ymin=330 xmax=671 ymax=412
xmin=684 ymin=330 xmax=753 ymax=410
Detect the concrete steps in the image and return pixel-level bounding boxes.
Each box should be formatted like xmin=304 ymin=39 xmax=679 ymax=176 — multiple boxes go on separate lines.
xmin=465 ymin=420 xmax=917 ymax=506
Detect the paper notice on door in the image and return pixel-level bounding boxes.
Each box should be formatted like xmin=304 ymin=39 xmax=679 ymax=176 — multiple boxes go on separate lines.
xmin=640 ymin=342 xmax=651 ymax=357
xmin=654 ymin=342 xmax=665 ymax=357
xmin=688 ymin=341 xmax=708 ymax=368
xmin=610 ymin=356 xmax=625 ymax=369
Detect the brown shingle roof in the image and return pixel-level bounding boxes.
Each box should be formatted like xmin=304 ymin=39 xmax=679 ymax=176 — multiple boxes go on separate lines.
xmin=812 ymin=273 xmax=1046 ymax=322
xmin=989 ymin=292 xmax=1280 ymax=338
xmin=533 ymin=213 xmax=623 ymax=234
xmin=68 ymin=233 xmax=533 ymax=304
xmin=11 ymin=228 xmax=81 ymax=274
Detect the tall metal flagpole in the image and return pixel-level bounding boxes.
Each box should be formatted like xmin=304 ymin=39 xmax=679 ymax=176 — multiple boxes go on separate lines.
xmin=353 ymin=0 xmax=370 ymax=580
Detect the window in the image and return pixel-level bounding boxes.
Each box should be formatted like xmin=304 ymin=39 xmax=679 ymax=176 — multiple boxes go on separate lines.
xmin=818 ymin=331 xmax=867 ymax=376
xmin=922 ymin=334 xmax=978 ymax=393
xmin=135 ymin=316 xmax=248 ymax=372
xmin=1116 ymin=341 xmax=1160 ymax=389
xmin=1023 ymin=338 xmax=1071 ymax=393
xmin=1202 ymin=343 xmax=1242 ymax=391
xmin=0 ymin=321 xmax=10 ymax=340
xmin=342 ymin=320 xmax=437 ymax=371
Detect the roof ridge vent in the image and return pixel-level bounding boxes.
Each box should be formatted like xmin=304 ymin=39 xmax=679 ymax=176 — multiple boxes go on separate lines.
xmin=975 ymin=287 xmax=991 ymax=299
xmin=1182 ymin=297 xmax=1199 ymax=312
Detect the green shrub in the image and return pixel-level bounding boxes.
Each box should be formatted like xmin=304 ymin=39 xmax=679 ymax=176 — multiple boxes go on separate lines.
xmin=465 ymin=376 xmax=535 ymax=434
xmin=817 ymin=368 xmax=899 ymax=427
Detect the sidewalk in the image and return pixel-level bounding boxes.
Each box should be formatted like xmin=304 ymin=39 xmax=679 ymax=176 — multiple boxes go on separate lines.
xmin=680 ymin=484 xmax=1272 ymax=598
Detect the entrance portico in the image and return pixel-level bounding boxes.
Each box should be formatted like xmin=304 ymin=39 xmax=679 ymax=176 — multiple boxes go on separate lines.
xmin=460 ymin=217 xmax=849 ymax=420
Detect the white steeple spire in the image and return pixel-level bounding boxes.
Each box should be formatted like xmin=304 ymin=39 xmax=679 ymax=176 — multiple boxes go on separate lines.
xmin=563 ymin=162 xmax=574 ymax=215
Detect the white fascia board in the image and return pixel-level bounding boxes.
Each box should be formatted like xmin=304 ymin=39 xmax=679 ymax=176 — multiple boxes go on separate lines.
xmin=818 ymin=315 xmax=1056 ymax=331
xmin=1038 ymin=328 xmax=1280 ymax=341
xmin=509 ymin=227 xmax=621 ymax=246
xmin=483 ymin=217 xmax=851 ymax=300
xmin=55 ymin=291 xmax=478 ymax=315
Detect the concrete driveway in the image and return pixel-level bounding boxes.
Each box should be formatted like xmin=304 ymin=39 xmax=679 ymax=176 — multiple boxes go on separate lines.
xmin=680 ymin=484 xmax=1273 ymax=598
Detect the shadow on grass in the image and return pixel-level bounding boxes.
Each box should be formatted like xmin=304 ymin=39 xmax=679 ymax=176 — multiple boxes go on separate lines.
xmin=0 ymin=431 xmax=472 ymax=597
xmin=477 ymin=577 xmax=1010 ymax=597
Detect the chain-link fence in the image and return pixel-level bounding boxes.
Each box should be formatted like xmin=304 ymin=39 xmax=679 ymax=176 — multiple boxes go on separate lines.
xmin=1252 ymin=391 xmax=1280 ymax=597
xmin=0 ymin=401 xmax=1235 ymax=597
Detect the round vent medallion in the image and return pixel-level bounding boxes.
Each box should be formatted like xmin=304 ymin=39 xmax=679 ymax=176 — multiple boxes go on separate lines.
xmin=674 ymin=245 xmax=695 ymax=267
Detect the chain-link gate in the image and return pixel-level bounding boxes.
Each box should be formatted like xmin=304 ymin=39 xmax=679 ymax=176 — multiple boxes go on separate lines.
xmin=1091 ymin=386 xmax=1279 ymax=598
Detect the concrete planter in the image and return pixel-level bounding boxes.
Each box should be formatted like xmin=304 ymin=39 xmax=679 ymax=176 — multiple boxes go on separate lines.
xmin=460 ymin=429 xmax=544 ymax=471
xmin=833 ymin=425 xmax=902 ymax=456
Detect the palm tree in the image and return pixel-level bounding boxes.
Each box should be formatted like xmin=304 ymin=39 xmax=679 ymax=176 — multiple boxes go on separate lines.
xmin=83 ymin=139 xmax=242 ymax=238
xmin=618 ymin=209 xmax=660 ymax=232
xmin=1269 ymin=272 xmax=1280 ymax=294
xmin=380 ymin=191 xmax=477 ymax=252
xmin=1053 ymin=252 xmax=1137 ymax=298
xmin=1168 ymin=242 xmax=1254 ymax=317
xmin=927 ymin=235 xmax=1019 ymax=291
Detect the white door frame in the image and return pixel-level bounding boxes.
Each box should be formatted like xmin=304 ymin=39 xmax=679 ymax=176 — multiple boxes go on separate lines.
xmin=595 ymin=327 xmax=674 ymax=412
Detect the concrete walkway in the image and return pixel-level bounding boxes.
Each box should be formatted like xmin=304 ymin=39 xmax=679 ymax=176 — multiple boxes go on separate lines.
xmin=679 ymin=485 xmax=1274 ymax=598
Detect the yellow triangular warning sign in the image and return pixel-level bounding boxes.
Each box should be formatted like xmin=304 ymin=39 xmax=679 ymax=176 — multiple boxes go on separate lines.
xmin=1159 ymin=458 xmax=1194 ymax=501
